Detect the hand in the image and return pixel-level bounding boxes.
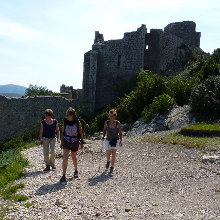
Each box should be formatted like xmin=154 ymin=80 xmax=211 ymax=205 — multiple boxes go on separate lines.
xmin=119 ymin=141 xmax=122 ymax=147
xmin=57 ymin=139 xmax=60 ymax=144
xmin=40 ymin=139 xmax=43 ymax=145
xmin=60 ymin=144 xmax=63 ymax=149
xmin=101 ymin=137 xmax=105 ymax=142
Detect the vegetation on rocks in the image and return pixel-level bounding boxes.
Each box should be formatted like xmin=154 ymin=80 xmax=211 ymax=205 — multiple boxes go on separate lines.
xmin=90 ymin=48 xmax=220 ymax=133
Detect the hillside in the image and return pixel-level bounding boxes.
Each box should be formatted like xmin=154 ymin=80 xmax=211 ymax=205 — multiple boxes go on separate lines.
xmin=0 ymin=84 xmax=27 ymax=97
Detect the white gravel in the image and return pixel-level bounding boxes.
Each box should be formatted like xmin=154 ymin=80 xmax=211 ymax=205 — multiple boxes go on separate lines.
xmin=3 ymin=133 xmax=220 ymax=219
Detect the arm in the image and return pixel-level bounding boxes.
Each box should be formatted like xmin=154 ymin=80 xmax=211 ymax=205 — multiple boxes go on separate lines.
xmin=56 ymin=123 xmax=60 ymax=143
xmin=40 ymin=123 xmax=43 ymax=145
xmin=79 ymin=121 xmax=84 ymax=148
xmin=60 ymin=123 xmax=64 ymax=149
xmin=102 ymin=122 xmax=107 ymax=141
xmin=118 ymin=122 xmax=123 ymax=146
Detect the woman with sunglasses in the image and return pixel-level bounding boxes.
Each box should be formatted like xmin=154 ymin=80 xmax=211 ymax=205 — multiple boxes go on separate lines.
xmin=102 ymin=109 xmax=122 ymax=173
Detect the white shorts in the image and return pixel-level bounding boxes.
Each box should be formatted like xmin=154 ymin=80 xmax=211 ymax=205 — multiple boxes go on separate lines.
xmin=105 ymin=139 xmax=120 ymax=150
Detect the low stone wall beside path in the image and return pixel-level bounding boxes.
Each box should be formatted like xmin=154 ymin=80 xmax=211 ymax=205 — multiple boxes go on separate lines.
xmin=0 ymin=95 xmax=80 ymax=140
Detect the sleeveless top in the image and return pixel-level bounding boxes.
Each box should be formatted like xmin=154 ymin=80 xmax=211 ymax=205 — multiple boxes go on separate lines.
xmin=42 ymin=119 xmax=57 ymax=139
xmin=63 ymin=118 xmax=79 ymax=143
xmin=106 ymin=120 xmax=119 ymax=141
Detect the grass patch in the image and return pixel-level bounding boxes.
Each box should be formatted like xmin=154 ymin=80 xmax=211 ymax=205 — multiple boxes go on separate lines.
xmin=180 ymin=123 xmax=220 ymax=136
xmin=0 ymin=138 xmax=39 ymax=219
xmin=13 ymin=194 xmax=29 ymax=202
xmin=24 ymin=202 xmax=33 ymax=208
xmin=144 ymin=130 xmax=220 ymax=151
xmin=182 ymin=123 xmax=220 ymax=131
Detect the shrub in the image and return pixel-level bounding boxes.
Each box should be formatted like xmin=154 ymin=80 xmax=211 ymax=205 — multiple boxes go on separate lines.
xmin=117 ymin=70 xmax=165 ymax=123
xmin=165 ymin=76 xmax=199 ymax=106
xmin=200 ymin=57 xmax=220 ymax=80
xmin=190 ymin=76 xmax=220 ymax=119
xmin=142 ymin=94 xmax=176 ymax=122
xmin=90 ymin=111 xmax=109 ymax=134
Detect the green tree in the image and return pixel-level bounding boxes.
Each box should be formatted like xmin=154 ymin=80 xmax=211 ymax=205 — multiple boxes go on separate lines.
xmin=190 ymin=76 xmax=220 ymax=119
xmin=142 ymin=93 xmax=176 ymax=122
xmin=25 ymin=84 xmax=60 ymax=96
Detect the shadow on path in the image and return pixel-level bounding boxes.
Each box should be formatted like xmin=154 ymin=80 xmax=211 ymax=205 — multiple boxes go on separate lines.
xmin=23 ymin=170 xmax=46 ymax=178
xmin=35 ymin=182 xmax=66 ymax=196
xmin=88 ymin=170 xmax=112 ymax=186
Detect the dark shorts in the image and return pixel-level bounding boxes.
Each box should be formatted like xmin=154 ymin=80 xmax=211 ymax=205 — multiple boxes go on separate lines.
xmin=62 ymin=138 xmax=79 ymax=152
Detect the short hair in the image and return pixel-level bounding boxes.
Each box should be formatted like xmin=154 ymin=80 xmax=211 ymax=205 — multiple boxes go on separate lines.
xmin=109 ymin=109 xmax=117 ymax=117
xmin=66 ymin=107 xmax=77 ymax=118
xmin=45 ymin=109 xmax=53 ymax=117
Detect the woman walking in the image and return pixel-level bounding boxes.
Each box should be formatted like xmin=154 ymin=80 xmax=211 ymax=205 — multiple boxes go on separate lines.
xmin=40 ymin=109 xmax=60 ymax=171
xmin=60 ymin=107 xmax=84 ymax=183
xmin=102 ymin=109 xmax=122 ymax=173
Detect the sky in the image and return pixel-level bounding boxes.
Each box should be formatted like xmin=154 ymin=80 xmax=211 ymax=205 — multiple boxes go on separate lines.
xmin=0 ymin=0 xmax=219 ymax=92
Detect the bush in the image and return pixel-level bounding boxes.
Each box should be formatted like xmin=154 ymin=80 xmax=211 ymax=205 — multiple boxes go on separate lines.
xmin=212 ymin=48 xmax=220 ymax=63
xmin=190 ymin=76 xmax=220 ymax=119
xmin=117 ymin=70 xmax=165 ymax=123
xmin=90 ymin=111 xmax=109 ymax=134
xmin=142 ymin=93 xmax=176 ymax=122
xmin=165 ymin=76 xmax=199 ymax=106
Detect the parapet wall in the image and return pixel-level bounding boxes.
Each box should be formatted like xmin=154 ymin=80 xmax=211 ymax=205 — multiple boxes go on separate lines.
xmin=0 ymin=95 xmax=80 ymax=140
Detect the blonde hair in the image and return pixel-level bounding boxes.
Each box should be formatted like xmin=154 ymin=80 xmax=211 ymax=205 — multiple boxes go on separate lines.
xmin=66 ymin=107 xmax=77 ymax=118
xmin=45 ymin=109 xmax=53 ymax=117
xmin=109 ymin=109 xmax=117 ymax=117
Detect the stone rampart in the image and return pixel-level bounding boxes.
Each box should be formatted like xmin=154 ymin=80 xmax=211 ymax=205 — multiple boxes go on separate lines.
xmin=0 ymin=95 xmax=80 ymax=140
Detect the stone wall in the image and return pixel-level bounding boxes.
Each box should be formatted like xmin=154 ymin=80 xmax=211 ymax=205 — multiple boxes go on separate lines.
xmin=0 ymin=95 xmax=80 ymax=140
xmin=82 ymin=21 xmax=201 ymax=113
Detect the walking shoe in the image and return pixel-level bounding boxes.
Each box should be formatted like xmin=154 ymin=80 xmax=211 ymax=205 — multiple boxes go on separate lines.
xmin=44 ymin=165 xmax=50 ymax=172
xmin=51 ymin=165 xmax=56 ymax=170
xmin=106 ymin=161 xmax=110 ymax=169
xmin=74 ymin=170 xmax=78 ymax=178
xmin=60 ymin=175 xmax=67 ymax=183
xmin=110 ymin=166 xmax=114 ymax=173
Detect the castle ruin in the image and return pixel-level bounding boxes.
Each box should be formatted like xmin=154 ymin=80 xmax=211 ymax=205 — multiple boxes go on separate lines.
xmin=82 ymin=21 xmax=201 ymax=112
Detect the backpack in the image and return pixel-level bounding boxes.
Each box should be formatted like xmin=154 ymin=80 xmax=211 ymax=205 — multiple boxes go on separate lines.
xmin=63 ymin=117 xmax=80 ymax=140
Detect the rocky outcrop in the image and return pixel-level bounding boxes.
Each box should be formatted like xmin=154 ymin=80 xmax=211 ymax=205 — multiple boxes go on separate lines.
xmin=126 ymin=105 xmax=194 ymax=136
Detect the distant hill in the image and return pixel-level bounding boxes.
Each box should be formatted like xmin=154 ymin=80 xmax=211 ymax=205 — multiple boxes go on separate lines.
xmin=0 ymin=84 xmax=27 ymax=97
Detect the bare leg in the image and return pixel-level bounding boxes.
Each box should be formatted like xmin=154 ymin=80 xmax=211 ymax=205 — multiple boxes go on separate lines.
xmin=106 ymin=150 xmax=111 ymax=161
xmin=111 ymin=149 xmax=117 ymax=166
xmin=71 ymin=151 xmax=78 ymax=170
xmin=62 ymin=149 xmax=70 ymax=174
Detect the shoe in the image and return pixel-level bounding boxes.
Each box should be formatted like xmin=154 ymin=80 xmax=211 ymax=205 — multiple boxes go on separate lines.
xmin=110 ymin=166 xmax=114 ymax=173
xmin=74 ymin=170 xmax=78 ymax=178
xmin=106 ymin=161 xmax=110 ymax=169
xmin=60 ymin=175 xmax=66 ymax=183
xmin=44 ymin=165 xmax=50 ymax=172
xmin=51 ymin=165 xmax=56 ymax=170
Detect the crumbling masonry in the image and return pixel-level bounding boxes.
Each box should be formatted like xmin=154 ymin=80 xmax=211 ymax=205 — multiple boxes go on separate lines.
xmin=82 ymin=21 xmax=201 ymax=112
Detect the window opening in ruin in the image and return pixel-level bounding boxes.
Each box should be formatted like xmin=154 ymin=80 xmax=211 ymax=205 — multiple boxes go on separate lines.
xmin=118 ymin=55 xmax=121 ymax=67
xmin=146 ymin=45 xmax=149 ymax=49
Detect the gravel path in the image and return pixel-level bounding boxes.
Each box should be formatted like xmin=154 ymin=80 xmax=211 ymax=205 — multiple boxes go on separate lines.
xmin=4 ymin=133 xmax=220 ymax=219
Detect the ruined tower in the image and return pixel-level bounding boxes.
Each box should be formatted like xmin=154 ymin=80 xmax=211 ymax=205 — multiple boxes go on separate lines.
xmin=82 ymin=21 xmax=201 ymax=113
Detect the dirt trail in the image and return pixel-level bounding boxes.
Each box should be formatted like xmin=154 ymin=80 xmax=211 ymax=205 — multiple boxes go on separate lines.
xmin=4 ymin=133 xmax=220 ymax=219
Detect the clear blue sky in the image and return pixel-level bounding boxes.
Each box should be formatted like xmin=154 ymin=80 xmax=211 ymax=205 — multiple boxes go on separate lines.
xmin=0 ymin=0 xmax=219 ymax=92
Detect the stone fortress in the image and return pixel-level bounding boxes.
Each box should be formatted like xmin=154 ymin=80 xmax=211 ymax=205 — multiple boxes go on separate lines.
xmin=60 ymin=84 xmax=82 ymax=100
xmin=0 ymin=21 xmax=201 ymax=140
xmin=82 ymin=21 xmax=201 ymax=112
